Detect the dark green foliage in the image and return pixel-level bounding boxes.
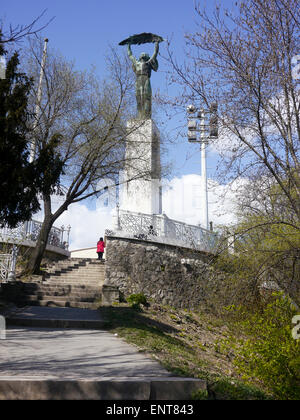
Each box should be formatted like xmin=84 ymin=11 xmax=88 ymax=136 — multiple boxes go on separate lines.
xmin=126 ymin=293 xmax=148 ymax=310
xmin=0 ymin=38 xmax=64 ymax=227
xmin=0 ymin=45 xmax=38 ymax=227
xmin=33 ymin=133 xmax=64 ymax=196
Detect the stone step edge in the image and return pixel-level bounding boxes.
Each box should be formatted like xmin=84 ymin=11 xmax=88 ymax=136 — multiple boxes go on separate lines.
xmin=22 ymin=290 xmax=102 ymax=295
xmin=6 ymin=317 xmax=106 ymax=329
xmin=0 ymin=378 xmax=207 ymax=400
xmin=23 ymin=283 xmax=102 ymax=288
xmin=21 ymin=295 xmax=101 ymax=302
xmin=22 ymin=287 xmax=103 ymax=292
xmin=44 ymin=276 xmax=105 ymax=279
xmin=14 ymin=301 xmax=99 ymax=309
xmin=45 ymin=268 xmax=105 ymax=272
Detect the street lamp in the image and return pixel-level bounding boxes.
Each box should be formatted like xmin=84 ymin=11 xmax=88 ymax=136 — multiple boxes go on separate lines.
xmin=187 ymin=103 xmax=218 ymax=230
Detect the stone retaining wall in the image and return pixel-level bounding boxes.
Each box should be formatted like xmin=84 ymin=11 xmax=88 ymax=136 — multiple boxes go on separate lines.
xmin=104 ymin=236 xmax=223 ymax=309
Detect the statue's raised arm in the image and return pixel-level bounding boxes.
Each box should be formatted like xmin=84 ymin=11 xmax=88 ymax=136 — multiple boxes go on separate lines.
xmin=127 ymin=43 xmax=136 ymax=66
xmin=149 ymin=41 xmax=159 ymax=72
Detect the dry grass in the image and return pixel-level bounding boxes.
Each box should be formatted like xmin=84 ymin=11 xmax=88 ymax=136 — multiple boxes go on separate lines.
xmin=99 ymin=302 xmax=270 ymax=400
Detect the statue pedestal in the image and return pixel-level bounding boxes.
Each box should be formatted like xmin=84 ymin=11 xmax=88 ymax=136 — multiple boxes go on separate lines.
xmin=119 ymin=119 xmax=162 ymax=215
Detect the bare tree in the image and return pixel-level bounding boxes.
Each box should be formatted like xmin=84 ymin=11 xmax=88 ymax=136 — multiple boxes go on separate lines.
xmin=162 ymin=0 xmax=300 ymax=303
xmin=0 ymin=10 xmax=53 ymax=45
xmin=23 ymin=39 xmax=156 ymax=274
xmin=164 ymin=0 xmax=299 ymax=222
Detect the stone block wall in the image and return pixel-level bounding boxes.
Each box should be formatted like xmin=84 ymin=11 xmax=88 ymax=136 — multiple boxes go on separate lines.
xmin=104 ymin=236 xmax=223 ymax=309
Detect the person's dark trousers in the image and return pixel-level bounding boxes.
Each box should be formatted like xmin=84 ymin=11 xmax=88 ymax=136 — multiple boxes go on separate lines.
xmin=97 ymin=252 xmax=103 ymax=260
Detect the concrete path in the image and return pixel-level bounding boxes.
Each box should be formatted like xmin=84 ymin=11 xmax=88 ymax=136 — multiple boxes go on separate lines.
xmin=1 ymin=327 xmax=171 ymax=380
xmin=5 ymin=306 xmax=107 ymax=329
xmin=0 ymin=306 xmax=206 ymax=399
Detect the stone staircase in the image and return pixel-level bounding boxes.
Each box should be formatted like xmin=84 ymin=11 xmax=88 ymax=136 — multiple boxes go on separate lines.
xmin=19 ymin=258 xmax=105 ymax=309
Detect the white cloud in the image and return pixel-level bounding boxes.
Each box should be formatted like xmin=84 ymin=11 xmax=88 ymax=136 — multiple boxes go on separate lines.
xmin=33 ymin=195 xmax=114 ymax=251
xmin=56 ymin=204 xmax=113 ymax=251
xmin=162 ymin=174 xmax=245 ymax=229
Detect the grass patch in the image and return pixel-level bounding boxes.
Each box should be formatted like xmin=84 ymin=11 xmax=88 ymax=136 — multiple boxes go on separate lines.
xmin=99 ymin=303 xmax=270 ymax=400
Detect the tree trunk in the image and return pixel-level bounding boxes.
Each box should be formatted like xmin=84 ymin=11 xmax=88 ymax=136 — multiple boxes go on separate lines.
xmin=26 ymin=193 xmax=54 ymax=275
xmin=26 ymin=214 xmax=54 ymax=274
xmin=26 ymin=192 xmax=71 ymax=275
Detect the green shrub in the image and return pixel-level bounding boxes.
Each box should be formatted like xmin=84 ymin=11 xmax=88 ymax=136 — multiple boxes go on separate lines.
xmin=226 ymin=295 xmax=300 ymax=400
xmin=127 ymin=293 xmax=148 ymax=310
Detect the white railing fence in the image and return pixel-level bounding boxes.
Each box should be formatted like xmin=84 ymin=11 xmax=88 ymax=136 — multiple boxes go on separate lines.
xmin=0 ymin=245 xmax=18 ymax=282
xmin=0 ymin=220 xmax=70 ymax=250
xmin=107 ymin=209 xmax=221 ymax=254
xmin=0 ymin=254 xmax=12 ymax=281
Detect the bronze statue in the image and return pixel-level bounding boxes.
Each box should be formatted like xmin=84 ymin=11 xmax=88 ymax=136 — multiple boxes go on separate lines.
xmin=119 ymin=33 xmax=164 ymax=120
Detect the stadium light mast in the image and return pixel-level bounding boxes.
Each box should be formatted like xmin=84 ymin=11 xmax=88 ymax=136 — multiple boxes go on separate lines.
xmin=186 ymin=103 xmax=218 ymax=230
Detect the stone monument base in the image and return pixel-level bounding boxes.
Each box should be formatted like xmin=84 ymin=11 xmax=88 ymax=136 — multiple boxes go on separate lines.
xmin=119 ymin=119 xmax=162 ymax=215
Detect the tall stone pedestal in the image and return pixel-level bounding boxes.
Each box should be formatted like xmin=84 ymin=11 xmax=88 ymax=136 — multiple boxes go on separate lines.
xmin=119 ymin=119 xmax=162 ymax=215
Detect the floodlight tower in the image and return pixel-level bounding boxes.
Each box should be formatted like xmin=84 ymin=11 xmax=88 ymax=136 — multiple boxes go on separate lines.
xmin=187 ymin=103 xmax=218 ymax=230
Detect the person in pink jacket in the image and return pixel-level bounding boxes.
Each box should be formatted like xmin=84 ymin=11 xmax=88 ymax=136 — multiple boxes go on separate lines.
xmin=96 ymin=237 xmax=106 ymax=260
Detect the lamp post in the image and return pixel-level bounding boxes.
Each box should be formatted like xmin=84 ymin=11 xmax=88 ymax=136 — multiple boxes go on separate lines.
xmin=187 ymin=103 xmax=218 ymax=230
xmin=29 ymin=38 xmax=48 ymax=163
xmin=0 ymin=56 xmax=6 ymax=80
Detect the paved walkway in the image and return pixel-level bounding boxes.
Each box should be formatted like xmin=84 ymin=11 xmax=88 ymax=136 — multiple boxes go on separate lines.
xmin=1 ymin=306 xmax=170 ymax=379
xmin=0 ymin=306 xmax=206 ymax=399
xmin=1 ymin=327 xmax=172 ymax=380
xmin=5 ymin=306 xmax=107 ymax=328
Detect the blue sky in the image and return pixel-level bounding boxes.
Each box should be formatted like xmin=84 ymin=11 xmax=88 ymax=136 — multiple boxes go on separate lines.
xmin=1 ymin=0 xmax=235 ymax=178
xmin=2 ymin=0 xmax=200 ymax=73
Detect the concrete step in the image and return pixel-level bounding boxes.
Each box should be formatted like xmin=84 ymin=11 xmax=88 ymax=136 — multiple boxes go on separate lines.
xmin=21 ymin=296 xmax=101 ymax=303
xmin=0 ymin=378 xmax=206 ymax=400
xmin=44 ymin=275 xmax=104 ymax=280
xmin=2 ymin=307 xmax=207 ymax=400
xmin=45 ymin=273 xmax=105 ymax=278
xmin=42 ymin=282 xmax=103 ymax=287
xmin=24 ymin=289 xmax=101 ymax=297
xmin=44 ymin=261 xmax=105 ymax=278
xmin=20 ymin=299 xmax=99 ymax=309
xmin=46 ymin=258 xmax=104 ymax=267
xmin=47 ymin=266 xmax=105 ymax=274
xmin=46 ymin=266 xmax=105 ymax=272
xmin=23 ymin=283 xmax=101 ymax=291
xmin=44 ymin=278 xmax=104 ymax=282
xmin=22 ymin=289 xmax=102 ymax=297
xmin=6 ymin=307 xmax=107 ymax=328
xmin=0 ymin=257 xmax=106 ymax=310
xmin=45 ymin=270 xmax=105 ymax=276
xmin=24 ymin=294 xmax=99 ymax=303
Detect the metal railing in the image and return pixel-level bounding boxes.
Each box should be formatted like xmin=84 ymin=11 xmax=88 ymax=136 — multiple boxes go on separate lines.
xmin=0 ymin=253 xmax=12 ymax=281
xmin=0 ymin=219 xmax=71 ymax=250
xmin=0 ymin=245 xmax=18 ymax=282
xmin=108 ymin=209 xmax=221 ymax=253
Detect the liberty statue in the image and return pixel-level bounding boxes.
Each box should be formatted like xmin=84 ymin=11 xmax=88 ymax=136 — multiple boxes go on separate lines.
xmin=119 ymin=33 xmax=164 ymax=120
